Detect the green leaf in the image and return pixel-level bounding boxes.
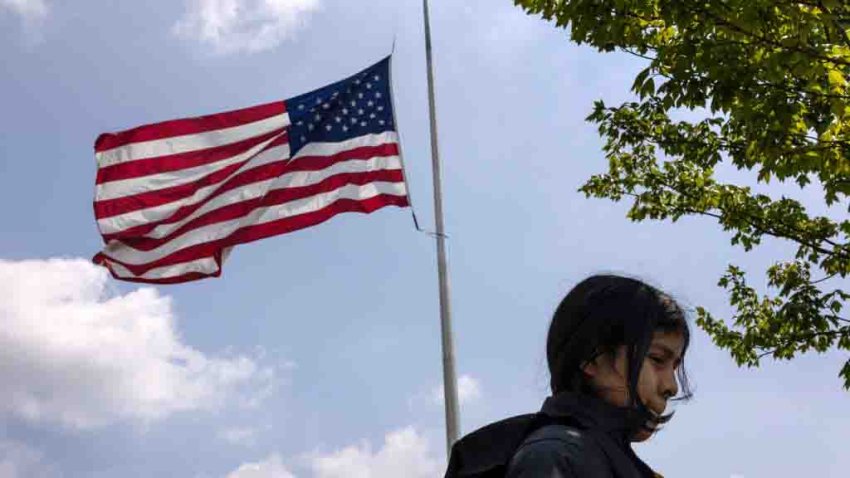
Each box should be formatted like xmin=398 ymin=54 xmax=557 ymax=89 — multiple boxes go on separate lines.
xmin=515 ymin=0 xmax=850 ymax=390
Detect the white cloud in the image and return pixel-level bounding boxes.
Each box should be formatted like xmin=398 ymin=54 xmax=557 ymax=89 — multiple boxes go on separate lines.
xmin=0 ymin=0 xmax=48 ymax=20
xmin=226 ymin=453 xmax=295 ymax=478
xmin=458 ymin=375 xmax=483 ymax=404
xmin=227 ymin=427 xmax=440 ymax=478
xmin=0 ymin=258 xmax=274 ymax=430
xmin=173 ymin=0 xmax=321 ymax=54
xmin=431 ymin=374 xmax=482 ymax=406
xmin=309 ymin=427 xmax=440 ymax=478
xmin=0 ymin=0 xmax=48 ymax=41
xmin=0 ymin=440 xmax=55 ymax=478
xmin=219 ymin=427 xmax=260 ymax=446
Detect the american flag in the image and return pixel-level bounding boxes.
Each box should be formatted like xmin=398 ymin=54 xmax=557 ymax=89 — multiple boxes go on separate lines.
xmin=92 ymin=57 xmax=409 ymax=284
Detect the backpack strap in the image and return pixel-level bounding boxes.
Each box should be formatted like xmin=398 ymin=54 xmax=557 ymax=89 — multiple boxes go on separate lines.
xmin=581 ymin=428 xmax=650 ymax=478
xmin=445 ymin=414 xmax=652 ymax=478
xmin=444 ymin=413 xmax=555 ymax=477
xmin=514 ymin=418 xmax=648 ymax=478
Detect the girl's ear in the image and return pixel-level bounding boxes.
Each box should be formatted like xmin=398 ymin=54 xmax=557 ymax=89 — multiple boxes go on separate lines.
xmin=581 ymin=355 xmax=601 ymax=378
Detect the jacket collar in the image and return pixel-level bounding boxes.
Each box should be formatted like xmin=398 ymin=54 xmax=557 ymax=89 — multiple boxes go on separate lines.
xmin=540 ymin=392 xmax=659 ymax=477
xmin=540 ymin=391 xmax=645 ymax=443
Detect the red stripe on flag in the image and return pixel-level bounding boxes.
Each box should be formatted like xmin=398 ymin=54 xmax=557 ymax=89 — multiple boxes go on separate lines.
xmin=93 ymin=141 xmax=399 ymax=220
xmin=100 ymin=159 xmax=291 ymax=242
xmin=291 ymin=143 xmax=400 ymax=169
xmin=95 ymin=101 xmax=286 ymax=153
xmin=95 ymin=160 xmax=256 ymax=220
xmin=118 ymin=169 xmax=406 ymax=251
xmin=93 ymin=251 xmax=225 ymax=285
xmin=233 ymin=195 xmax=408 ymax=247
xmin=94 ymin=194 xmax=409 ymax=279
xmin=96 ymin=129 xmax=287 ymax=184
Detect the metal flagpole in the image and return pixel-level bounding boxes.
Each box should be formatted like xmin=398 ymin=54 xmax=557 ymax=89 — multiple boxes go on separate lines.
xmin=422 ymin=0 xmax=460 ymax=455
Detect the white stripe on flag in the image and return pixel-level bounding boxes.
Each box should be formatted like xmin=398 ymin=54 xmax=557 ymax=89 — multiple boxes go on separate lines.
xmin=106 ymin=256 xmax=221 ymax=281
xmin=96 ymin=132 xmax=287 ymax=201
xmin=138 ymin=155 xmax=403 ymax=241
xmin=96 ymin=143 xmax=291 ymax=235
xmin=101 ymin=181 xmax=407 ymax=265
xmin=96 ymin=132 xmax=399 ymax=235
xmin=292 ymin=131 xmax=399 ymax=159
xmin=96 ymin=112 xmax=291 ymax=168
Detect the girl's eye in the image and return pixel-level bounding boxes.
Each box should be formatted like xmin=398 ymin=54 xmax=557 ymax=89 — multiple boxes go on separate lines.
xmin=648 ymin=355 xmax=664 ymax=364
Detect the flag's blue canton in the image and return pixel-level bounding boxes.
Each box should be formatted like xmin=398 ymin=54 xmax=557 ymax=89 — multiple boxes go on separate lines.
xmin=287 ymin=57 xmax=395 ymax=156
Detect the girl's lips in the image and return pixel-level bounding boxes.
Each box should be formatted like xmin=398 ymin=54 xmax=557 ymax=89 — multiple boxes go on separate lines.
xmin=634 ymin=401 xmax=665 ymax=420
xmin=647 ymin=405 xmax=665 ymax=418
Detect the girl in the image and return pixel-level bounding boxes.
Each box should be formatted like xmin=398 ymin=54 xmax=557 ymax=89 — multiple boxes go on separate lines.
xmin=445 ymin=275 xmax=692 ymax=477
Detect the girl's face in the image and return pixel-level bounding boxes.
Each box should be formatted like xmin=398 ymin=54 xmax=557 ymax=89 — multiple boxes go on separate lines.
xmin=582 ymin=330 xmax=685 ymax=442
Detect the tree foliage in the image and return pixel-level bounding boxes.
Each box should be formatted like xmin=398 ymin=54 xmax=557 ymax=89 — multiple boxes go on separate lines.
xmin=514 ymin=0 xmax=850 ymax=388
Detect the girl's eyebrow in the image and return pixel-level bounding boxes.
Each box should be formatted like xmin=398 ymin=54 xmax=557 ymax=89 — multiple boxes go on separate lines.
xmin=651 ymin=343 xmax=682 ymax=363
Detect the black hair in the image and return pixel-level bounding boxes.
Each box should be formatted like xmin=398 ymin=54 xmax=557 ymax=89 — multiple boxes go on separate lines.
xmin=547 ymin=274 xmax=692 ymax=429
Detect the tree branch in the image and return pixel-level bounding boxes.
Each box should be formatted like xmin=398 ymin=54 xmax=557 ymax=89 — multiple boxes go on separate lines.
xmin=812 ymin=272 xmax=840 ymax=284
xmin=688 ymin=3 xmax=850 ymax=66
xmin=621 ymin=47 xmax=656 ymax=62
xmin=619 ymin=175 xmax=846 ymax=260
xmin=817 ymin=1 xmax=850 ymax=51
xmin=756 ymin=329 xmax=848 ymax=359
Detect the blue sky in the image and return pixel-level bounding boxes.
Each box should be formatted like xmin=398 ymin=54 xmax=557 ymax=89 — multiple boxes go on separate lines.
xmin=0 ymin=1 xmax=847 ymax=477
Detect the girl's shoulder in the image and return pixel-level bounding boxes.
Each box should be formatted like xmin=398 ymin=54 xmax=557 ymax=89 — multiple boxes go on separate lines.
xmin=506 ymin=424 xmax=613 ymax=477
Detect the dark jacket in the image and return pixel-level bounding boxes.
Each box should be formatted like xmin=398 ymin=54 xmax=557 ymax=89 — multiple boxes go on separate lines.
xmin=444 ymin=392 xmax=660 ymax=478
xmin=506 ymin=393 xmax=659 ymax=477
